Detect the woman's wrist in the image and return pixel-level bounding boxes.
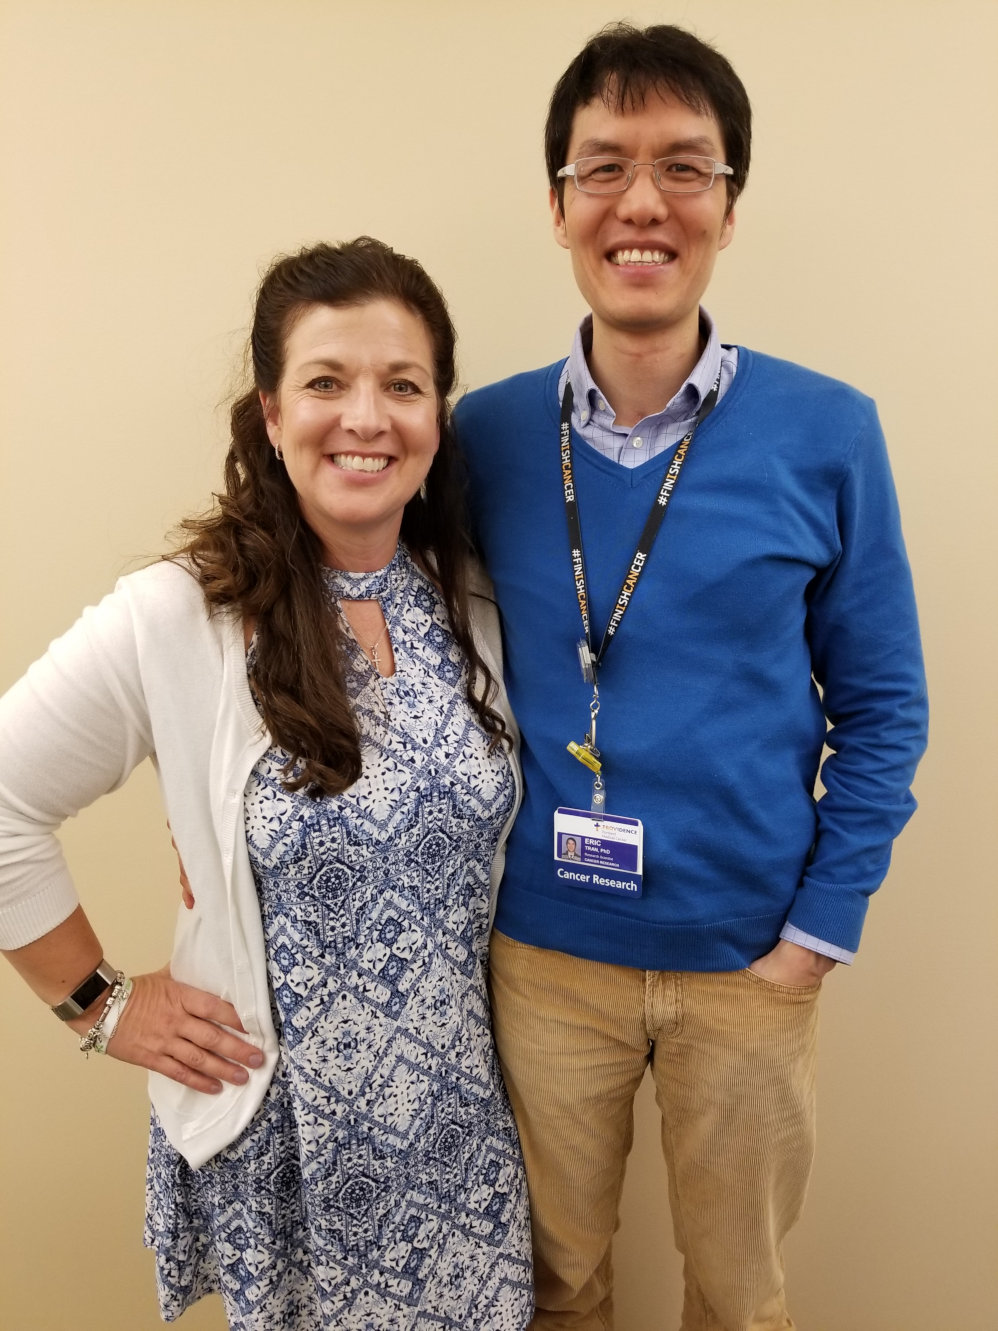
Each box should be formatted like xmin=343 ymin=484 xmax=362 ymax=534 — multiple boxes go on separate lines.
xmin=51 ymin=958 xmax=118 ymax=1020
xmin=79 ymin=972 xmax=131 ymax=1055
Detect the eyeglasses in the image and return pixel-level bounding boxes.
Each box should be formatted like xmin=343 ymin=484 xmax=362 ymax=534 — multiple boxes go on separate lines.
xmin=557 ymin=155 xmax=733 ymax=196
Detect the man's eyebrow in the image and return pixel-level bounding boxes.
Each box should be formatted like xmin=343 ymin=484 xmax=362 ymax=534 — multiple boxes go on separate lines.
xmin=572 ymin=134 xmax=720 ymax=158
xmin=661 ymin=135 xmax=720 ymax=156
xmin=573 ymin=138 xmax=629 ymax=158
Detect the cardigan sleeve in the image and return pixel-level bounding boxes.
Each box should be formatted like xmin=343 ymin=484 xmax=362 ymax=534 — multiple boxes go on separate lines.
xmin=0 ymin=580 xmax=155 ymax=949
xmin=466 ymin=560 xmax=523 ymax=926
xmin=789 ymin=408 xmax=928 ymax=950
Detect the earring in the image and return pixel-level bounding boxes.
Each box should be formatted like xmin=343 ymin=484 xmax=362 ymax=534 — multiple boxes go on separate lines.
xmin=419 ymin=479 xmax=428 ymax=502
xmin=274 ymin=444 xmax=284 ymax=462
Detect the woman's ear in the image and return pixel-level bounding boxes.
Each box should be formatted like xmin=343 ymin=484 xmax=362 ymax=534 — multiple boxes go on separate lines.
xmin=260 ymin=390 xmax=282 ymax=449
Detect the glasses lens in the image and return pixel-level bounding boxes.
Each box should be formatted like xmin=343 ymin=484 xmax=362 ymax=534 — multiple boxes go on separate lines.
xmin=654 ymin=156 xmax=717 ymax=193
xmin=573 ymin=157 xmax=633 ymax=194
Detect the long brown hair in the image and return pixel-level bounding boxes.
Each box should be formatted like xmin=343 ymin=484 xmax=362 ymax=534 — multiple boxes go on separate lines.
xmin=176 ymin=237 xmax=507 ymax=796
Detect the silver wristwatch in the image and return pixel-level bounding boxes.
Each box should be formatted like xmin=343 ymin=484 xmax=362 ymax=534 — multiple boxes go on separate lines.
xmin=51 ymin=959 xmax=119 ymax=1021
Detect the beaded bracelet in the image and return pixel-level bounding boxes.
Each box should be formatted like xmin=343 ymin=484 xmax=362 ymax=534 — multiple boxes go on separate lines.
xmin=79 ymin=971 xmax=127 ymax=1056
xmin=93 ymin=977 xmax=133 ymax=1055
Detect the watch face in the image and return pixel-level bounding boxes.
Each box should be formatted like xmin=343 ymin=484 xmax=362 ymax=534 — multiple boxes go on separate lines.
xmin=53 ymin=964 xmax=115 ymax=1019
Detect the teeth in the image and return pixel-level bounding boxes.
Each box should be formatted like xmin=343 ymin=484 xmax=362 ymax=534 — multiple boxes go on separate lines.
xmin=332 ymin=454 xmax=389 ymax=472
xmin=611 ymin=249 xmax=669 ymax=265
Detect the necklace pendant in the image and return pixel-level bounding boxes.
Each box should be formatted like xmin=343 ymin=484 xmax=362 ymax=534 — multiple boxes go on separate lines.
xmin=336 ymin=600 xmax=391 ymax=676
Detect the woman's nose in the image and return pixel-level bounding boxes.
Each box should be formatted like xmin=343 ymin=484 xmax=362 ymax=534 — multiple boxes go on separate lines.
xmin=341 ymin=384 xmax=388 ymax=438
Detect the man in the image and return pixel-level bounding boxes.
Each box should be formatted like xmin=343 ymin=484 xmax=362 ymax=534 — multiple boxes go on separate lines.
xmin=455 ymin=22 xmax=927 ymax=1331
xmin=561 ymin=836 xmax=582 ymax=862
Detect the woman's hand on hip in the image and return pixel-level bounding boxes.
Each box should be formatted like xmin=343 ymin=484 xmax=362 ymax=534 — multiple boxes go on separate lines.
xmin=100 ymin=966 xmax=264 ymax=1093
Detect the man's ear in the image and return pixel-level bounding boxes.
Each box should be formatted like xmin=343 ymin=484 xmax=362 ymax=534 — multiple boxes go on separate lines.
xmin=550 ymin=185 xmax=570 ymax=251
xmin=718 ymin=202 xmax=736 ymax=252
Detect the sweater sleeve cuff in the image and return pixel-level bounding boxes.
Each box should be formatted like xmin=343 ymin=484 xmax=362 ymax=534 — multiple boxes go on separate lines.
xmin=0 ymin=876 xmax=79 ymax=951
xmin=784 ymin=876 xmax=871 ymax=955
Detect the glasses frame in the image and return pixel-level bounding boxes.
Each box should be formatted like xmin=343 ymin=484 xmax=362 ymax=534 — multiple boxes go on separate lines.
xmin=557 ymin=155 xmax=734 ymax=196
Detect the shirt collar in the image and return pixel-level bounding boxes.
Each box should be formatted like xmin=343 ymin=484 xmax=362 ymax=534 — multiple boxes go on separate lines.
xmin=565 ymin=310 xmax=723 ymax=429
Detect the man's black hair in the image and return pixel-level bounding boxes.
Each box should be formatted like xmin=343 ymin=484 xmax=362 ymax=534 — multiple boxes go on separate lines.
xmin=545 ymin=23 xmax=751 ymax=212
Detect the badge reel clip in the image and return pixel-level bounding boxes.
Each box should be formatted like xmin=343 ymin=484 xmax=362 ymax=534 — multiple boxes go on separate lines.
xmin=567 ymin=653 xmax=606 ymax=814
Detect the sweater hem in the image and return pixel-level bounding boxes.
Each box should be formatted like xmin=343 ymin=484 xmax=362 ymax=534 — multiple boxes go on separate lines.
xmin=493 ymin=890 xmax=789 ymax=972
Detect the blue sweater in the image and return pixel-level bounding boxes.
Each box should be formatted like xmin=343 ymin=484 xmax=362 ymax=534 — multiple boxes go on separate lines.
xmin=455 ymin=350 xmax=927 ymax=971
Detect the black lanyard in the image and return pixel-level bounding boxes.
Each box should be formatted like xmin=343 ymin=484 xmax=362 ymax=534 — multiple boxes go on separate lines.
xmin=560 ymin=376 xmax=719 ymax=680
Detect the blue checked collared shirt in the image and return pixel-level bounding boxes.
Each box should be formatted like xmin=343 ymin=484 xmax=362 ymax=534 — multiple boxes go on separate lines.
xmin=557 ymin=309 xmax=855 ymax=965
xmin=557 ymin=310 xmax=738 ymax=468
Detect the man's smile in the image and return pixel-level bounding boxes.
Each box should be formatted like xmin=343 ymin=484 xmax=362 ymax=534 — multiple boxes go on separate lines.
xmin=609 ymin=248 xmax=674 ymax=265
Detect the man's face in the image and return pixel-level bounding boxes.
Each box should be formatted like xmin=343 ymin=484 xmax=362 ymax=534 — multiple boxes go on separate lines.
xmin=551 ymin=88 xmax=735 ymax=346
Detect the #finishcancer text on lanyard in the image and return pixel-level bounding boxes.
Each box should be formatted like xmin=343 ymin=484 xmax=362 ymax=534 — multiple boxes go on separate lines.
xmin=560 ymin=375 xmax=719 ymax=815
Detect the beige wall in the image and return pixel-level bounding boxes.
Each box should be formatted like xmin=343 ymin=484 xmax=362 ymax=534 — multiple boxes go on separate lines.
xmin=1 ymin=2 xmax=995 ymax=1327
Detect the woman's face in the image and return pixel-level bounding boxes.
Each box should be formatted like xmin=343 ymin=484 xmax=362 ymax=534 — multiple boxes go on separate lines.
xmin=261 ymin=299 xmax=440 ymax=569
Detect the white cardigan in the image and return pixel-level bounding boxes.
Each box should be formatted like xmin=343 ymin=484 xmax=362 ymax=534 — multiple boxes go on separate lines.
xmin=0 ymin=557 xmax=520 ymax=1167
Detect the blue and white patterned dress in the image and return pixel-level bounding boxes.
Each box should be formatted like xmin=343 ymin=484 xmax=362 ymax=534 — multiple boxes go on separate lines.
xmin=145 ymin=547 xmax=533 ymax=1329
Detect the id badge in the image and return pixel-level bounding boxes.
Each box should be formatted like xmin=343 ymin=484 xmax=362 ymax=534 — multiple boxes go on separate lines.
xmin=553 ymin=807 xmax=643 ymax=898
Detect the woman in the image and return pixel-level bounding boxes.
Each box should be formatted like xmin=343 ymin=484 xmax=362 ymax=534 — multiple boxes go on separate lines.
xmin=0 ymin=238 xmax=533 ymax=1328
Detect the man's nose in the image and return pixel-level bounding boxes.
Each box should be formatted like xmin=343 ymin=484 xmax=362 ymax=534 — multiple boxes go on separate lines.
xmin=615 ymin=163 xmax=670 ymax=225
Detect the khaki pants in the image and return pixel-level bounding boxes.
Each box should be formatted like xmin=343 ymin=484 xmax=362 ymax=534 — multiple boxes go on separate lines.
xmin=488 ymin=930 xmax=821 ymax=1331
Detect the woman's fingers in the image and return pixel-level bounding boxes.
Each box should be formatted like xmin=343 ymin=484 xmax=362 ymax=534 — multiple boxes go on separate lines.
xmin=168 ymin=827 xmax=196 ymax=909
xmin=105 ymin=970 xmax=264 ymax=1093
xmin=175 ymin=979 xmax=248 ymax=1033
xmin=133 ymin=1046 xmax=237 ymax=1096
